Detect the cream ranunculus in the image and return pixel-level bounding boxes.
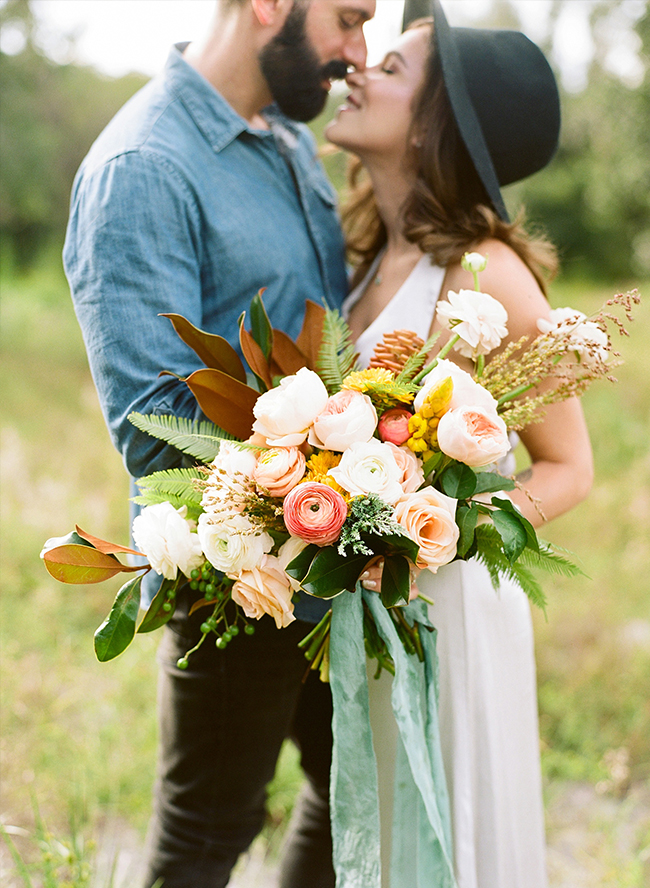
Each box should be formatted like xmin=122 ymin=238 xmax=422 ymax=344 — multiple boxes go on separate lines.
xmin=231 ymin=554 xmax=296 ymax=628
xmin=252 ymin=367 xmax=329 ymax=447
xmin=252 ymin=446 xmax=306 ymax=497
xmin=437 ymin=405 xmax=510 ymax=467
xmin=328 ymin=439 xmax=404 ymax=504
xmin=308 ymin=389 xmax=378 ymax=451
xmin=384 ymin=442 xmax=425 ymax=494
xmin=132 ymin=502 xmax=204 ymax=580
xmin=394 ymin=488 xmax=459 ymax=572
xmin=414 ymin=359 xmax=497 ymax=413
xmin=537 ymin=307 xmax=609 ymax=363
xmin=436 ymin=289 xmax=509 ymax=358
xmin=197 ymin=512 xmax=273 ymax=576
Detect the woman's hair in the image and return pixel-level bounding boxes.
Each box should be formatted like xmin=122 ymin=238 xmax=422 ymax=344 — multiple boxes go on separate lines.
xmin=341 ymin=20 xmax=558 ymax=293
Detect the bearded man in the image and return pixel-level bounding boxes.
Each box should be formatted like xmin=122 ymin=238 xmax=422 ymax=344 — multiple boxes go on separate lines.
xmin=63 ymin=2 xmax=376 ymax=886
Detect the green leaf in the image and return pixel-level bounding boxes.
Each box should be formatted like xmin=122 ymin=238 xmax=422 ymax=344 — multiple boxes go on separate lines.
xmin=422 ymin=451 xmax=444 ymax=477
xmin=473 ymin=472 xmax=515 ymax=495
xmin=133 ymin=467 xmax=203 ymax=519
xmin=316 ymin=308 xmax=358 ymax=393
xmin=285 ymin=544 xmax=320 ymax=582
xmin=491 ymin=496 xmax=539 ymax=552
xmin=394 ymin=331 xmax=442 ymax=386
xmin=473 ymin=524 xmax=548 ymax=612
xmin=41 ymin=543 xmax=141 ymax=584
xmin=128 ymin=413 xmax=232 ymax=463
xmin=366 ymin=531 xmax=419 ymax=564
xmin=300 ymin=547 xmax=371 ymax=598
xmin=380 ymin=554 xmax=411 ymax=608
xmin=439 ymin=462 xmax=477 ymax=499
xmin=94 ymin=575 xmax=142 ymax=661
xmin=490 ymin=510 xmax=528 ymax=562
xmin=137 ymin=578 xmax=178 ymax=633
xmin=456 ymin=502 xmax=479 ymax=559
xmin=250 ymin=289 xmax=273 ymax=361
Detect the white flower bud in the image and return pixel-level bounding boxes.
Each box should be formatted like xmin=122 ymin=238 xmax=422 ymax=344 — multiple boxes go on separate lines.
xmin=461 ymin=252 xmax=488 ymax=274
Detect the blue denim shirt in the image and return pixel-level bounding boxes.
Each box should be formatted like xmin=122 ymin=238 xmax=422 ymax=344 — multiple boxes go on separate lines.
xmin=64 ymin=46 xmax=347 ymax=620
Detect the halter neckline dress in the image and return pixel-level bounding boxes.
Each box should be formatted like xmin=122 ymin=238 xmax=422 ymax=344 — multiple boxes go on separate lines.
xmin=343 ymin=251 xmax=548 ymax=888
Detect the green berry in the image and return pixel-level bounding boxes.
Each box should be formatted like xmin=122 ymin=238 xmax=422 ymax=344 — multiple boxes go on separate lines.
xmin=167 ymin=589 xmax=176 ymax=600
xmin=162 ymin=602 xmax=172 ymax=612
xmin=222 ymin=630 xmax=232 ymax=643
xmin=229 ymin=625 xmax=239 ymax=637
xmin=176 ymin=657 xmax=189 ymax=670
xmin=216 ymin=637 xmax=228 ymax=649
xmin=200 ymin=622 xmax=212 ymax=635
xmin=190 ymin=570 xmax=200 ymax=580
xmin=244 ymin=624 xmax=255 ymax=636
xmin=198 ymin=581 xmax=207 ymax=593
xmin=190 ymin=580 xmax=199 ymax=590
xmin=205 ymin=583 xmax=214 ymax=595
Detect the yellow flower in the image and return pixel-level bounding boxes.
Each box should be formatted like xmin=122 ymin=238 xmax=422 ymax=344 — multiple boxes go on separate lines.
xmin=342 ymin=368 xmax=395 ymax=391
xmin=406 ymin=377 xmax=453 ymax=456
xmin=301 ymin=450 xmax=348 ymax=498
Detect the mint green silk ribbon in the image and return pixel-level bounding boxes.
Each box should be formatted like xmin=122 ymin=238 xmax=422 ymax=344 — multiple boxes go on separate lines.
xmin=329 ymin=588 xmax=457 ymax=888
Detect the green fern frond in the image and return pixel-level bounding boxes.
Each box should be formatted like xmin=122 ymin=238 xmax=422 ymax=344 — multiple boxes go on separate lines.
xmin=395 ymin=332 xmax=442 ymax=386
xmin=519 ymin=542 xmax=585 ymax=578
xmin=133 ymin=467 xmax=204 ymax=519
xmin=473 ymin=524 xmax=548 ymax=611
xmin=316 ymin=309 xmax=359 ymax=393
xmin=128 ymin=412 xmax=237 ymax=463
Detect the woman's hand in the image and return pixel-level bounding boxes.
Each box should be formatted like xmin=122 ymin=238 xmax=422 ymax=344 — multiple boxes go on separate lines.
xmin=360 ymin=557 xmax=421 ymax=600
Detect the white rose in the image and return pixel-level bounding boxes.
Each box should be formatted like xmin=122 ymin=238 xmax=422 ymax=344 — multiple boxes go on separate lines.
xmin=437 ymin=405 xmax=510 ymax=467
xmin=461 ymin=251 xmax=488 ymax=273
xmin=436 ymin=289 xmax=508 ymax=358
xmin=197 ymin=512 xmax=273 ymax=576
xmin=328 ymin=439 xmax=404 ymax=504
xmin=537 ymin=307 xmax=609 ymax=363
xmin=414 ymin=359 xmax=497 ymax=413
xmin=252 ymin=367 xmax=329 ymax=447
xmin=132 ymin=502 xmax=204 ymax=580
xmin=308 ymin=389 xmax=378 ymax=451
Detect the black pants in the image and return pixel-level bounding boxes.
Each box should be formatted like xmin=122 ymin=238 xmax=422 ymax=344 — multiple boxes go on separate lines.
xmin=141 ymin=594 xmax=335 ymax=888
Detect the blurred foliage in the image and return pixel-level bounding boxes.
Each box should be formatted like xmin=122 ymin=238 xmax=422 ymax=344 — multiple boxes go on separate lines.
xmin=0 ymin=0 xmax=146 ymax=269
xmin=0 ymin=0 xmax=648 ymax=279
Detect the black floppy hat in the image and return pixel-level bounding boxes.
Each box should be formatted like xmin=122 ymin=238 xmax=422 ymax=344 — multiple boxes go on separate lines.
xmin=402 ymin=0 xmax=561 ymax=221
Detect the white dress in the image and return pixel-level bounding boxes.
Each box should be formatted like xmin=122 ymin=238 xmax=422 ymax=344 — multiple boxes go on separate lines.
xmin=343 ymin=253 xmax=548 ymax=888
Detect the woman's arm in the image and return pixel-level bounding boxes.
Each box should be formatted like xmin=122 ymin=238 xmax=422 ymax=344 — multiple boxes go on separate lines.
xmin=437 ymin=239 xmax=594 ymax=528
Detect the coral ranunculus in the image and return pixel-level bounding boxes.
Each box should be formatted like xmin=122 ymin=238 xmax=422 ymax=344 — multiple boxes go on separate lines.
xmin=377 ymin=408 xmax=412 ymax=446
xmin=283 ymin=482 xmax=348 ymax=546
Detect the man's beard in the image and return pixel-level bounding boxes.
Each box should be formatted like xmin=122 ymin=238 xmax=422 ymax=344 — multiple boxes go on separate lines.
xmin=259 ymin=2 xmax=348 ymax=122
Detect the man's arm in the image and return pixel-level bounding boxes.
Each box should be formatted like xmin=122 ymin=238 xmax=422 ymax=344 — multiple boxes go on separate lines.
xmin=64 ymin=150 xmax=208 ymax=479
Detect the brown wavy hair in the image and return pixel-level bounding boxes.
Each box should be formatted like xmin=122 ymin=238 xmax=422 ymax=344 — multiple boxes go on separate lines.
xmin=342 ymin=20 xmax=558 ymax=292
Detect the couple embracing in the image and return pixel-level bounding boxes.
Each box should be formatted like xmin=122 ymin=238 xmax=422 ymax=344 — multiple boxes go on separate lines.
xmin=64 ymin=1 xmax=592 ymax=887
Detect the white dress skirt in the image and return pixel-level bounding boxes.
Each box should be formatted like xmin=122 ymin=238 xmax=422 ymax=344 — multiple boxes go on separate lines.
xmin=344 ymin=253 xmax=548 ymax=888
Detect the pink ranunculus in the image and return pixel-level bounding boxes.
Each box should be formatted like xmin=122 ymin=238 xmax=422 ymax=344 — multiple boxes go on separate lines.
xmin=252 ymin=446 xmax=306 ymax=497
xmin=437 ymin=405 xmax=510 ymax=467
xmin=231 ymin=554 xmax=296 ymax=629
xmin=282 ymin=482 xmax=348 ymax=546
xmin=377 ymin=408 xmax=412 ymax=446
xmin=394 ymin=489 xmax=459 ymax=572
xmin=385 ymin=442 xmax=425 ymax=494
xmin=308 ymin=389 xmax=377 ymax=452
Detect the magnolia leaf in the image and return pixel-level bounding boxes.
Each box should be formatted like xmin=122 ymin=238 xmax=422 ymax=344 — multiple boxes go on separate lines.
xmin=299 ymin=547 xmax=371 ymax=598
xmin=491 ymin=510 xmax=528 ymax=562
xmin=285 ymin=544 xmax=320 ymax=582
xmin=250 ymin=289 xmax=273 ymax=361
xmin=366 ymin=531 xmax=420 ymax=564
xmin=491 ymin=496 xmax=539 ymax=552
xmin=439 ymin=462 xmax=477 ymax=499
xmin=271 ymin=329 xmax=310 ymax=376
xmin=184 ymin=368 xmax=258 ymax=439
xmin=456 ymin=502 xmax=479 ymax=559
xmin=41 ymin=530 xmax=93 ymax=556
xmin=42 ymin=544 xmax=141 ymax=584
xmin=137 ymin=578 xmax=178 ymax=634
xmin=94 ymin=575 xmax=142 ymax=661
xmin=295 ymin=300 xmax=326 ymax=370
xmin=380 ymin=554 xmax=411 ymax=608
xmin=473 ymin=473 xmax=515 ymax=495
xmin=160 ymin=313 xmax=247 ymax=381
xmin=239 ymin=319 xmax=272 ymax=390
xmin=75 ymin=525 xmax=141 ymax=556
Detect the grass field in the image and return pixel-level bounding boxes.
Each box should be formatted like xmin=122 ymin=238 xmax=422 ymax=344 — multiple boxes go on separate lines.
xmin=1 ymin=261 xmax=648 ymax=885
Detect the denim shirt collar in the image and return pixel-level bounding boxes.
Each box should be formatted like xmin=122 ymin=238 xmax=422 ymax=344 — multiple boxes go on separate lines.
xmin=164 ymin=43 xmax=300 ymax=154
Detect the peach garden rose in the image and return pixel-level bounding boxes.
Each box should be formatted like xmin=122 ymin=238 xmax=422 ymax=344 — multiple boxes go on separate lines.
xmin=308 ymin=389 xmax=377 ymax=451
xmin=231 ymin=554 xmax=296 ymax=629
xmin=436 ymin=405 xmax=510 ymax=467
xmin=252 ymin=446 xmax=306 ymax=497
xmin=394 ymin=488 xmax=459 ymax=572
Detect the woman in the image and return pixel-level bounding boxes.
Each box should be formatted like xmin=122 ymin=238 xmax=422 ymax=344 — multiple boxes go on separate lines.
xmin=325 ymin=4 xmax=593 ymax=887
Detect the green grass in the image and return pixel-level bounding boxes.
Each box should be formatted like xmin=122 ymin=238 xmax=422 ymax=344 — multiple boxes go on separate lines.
xmin=1 ymin=262 xmax=648 ymax=883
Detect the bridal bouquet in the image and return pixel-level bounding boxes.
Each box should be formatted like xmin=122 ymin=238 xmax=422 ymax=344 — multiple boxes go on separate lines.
xmin=41 ymin=254 xmax=638 ymax=678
